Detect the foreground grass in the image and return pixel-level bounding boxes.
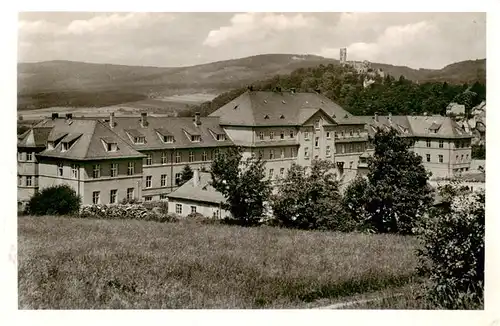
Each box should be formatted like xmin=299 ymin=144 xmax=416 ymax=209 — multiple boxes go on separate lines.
xmin=18 ymin=216 xmax=420 ymax=309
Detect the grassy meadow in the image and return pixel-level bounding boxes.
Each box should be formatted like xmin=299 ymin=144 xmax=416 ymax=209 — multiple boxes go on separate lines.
xmin=18 ymin=216 xmax=421 ymax=309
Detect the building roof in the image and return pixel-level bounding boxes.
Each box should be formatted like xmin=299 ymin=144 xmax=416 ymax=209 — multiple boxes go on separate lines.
xmin=209 ymin=91 xmax=362 ymax=126
xmin=360 ymin=115 xmax=473 ymax=139
xmin=108 ymin=116 xmax=234 ymax=150
xmin=17 ymin=126 xmax=53 ymax=148
xmin=167 ymin=171 xmax=227 ymax=205
xmin=34 ymin=118 xmax=145 ymax=161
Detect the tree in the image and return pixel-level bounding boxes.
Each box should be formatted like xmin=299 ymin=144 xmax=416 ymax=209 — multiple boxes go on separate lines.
xmin=179 ymin=164 xmax=193 ymax=186
xmin=210 ymin=147 xmax=271 ymax=226
xmin=363 ymin=128 xmax=433 ymax=234
xmin=26 ymin=184 xmax=81 ymax=216
xmin=341 ymin=175 xmax=369 ymax=230
xmin=272 ymin=160 xmax=348 ymax=230
xmin=417 ymin=187 xmax=484 ymax=309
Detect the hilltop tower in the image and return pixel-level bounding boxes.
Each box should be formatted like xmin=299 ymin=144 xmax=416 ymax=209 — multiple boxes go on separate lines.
xmin=339 ymin=47 xmax=347 ymax=65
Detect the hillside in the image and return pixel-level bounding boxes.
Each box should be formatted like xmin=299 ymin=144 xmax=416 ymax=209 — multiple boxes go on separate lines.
xmin=17 ymin=54 xmax=486 ymax=111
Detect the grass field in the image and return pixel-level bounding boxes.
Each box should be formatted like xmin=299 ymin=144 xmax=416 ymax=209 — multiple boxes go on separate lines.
xmin=18 ymin=216 xmax=421 ymax=309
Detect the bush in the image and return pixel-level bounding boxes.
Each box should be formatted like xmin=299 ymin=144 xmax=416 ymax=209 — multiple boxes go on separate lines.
xmin=26 ymin=185 xmax=81 ymax=216
xmin=79 ymin=204 xmax=177 ymax=223
xmin=416 ymin=188 xmax=485 ymax=309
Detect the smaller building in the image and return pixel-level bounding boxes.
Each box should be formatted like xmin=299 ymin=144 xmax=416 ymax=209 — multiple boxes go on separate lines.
xmin=167 ymin=170 xmax=230 ymax=219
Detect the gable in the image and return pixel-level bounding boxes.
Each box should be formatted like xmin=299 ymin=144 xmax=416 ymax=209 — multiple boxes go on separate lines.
xmin=302 ymin=109 xmax=336 ymax=126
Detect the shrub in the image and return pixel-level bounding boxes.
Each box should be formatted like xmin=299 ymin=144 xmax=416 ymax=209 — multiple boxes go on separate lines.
xmin=79 ymin=204 xmax=177 ymax=223
xmin=416 ymin=188 xmax=485 ymax=309
xmin=26 ymin=185 xmax=81 ymax=216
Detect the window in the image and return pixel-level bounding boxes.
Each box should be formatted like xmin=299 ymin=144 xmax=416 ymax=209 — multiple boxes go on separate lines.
xmin=26 ymin=176 xmax=32 ymax=187
xmin=258 ymin=150 xmax=264 ymax=159
xmin=146 ymin=153 xmax=152 ymax=166
xmin=340 ymin=131 xmax=344 ymax=138
xmin=315 ymin=155 xmax=319 ymax=160
xmin=176 ymin=204 xmax=182 ymax=214
xmin=26 ymin=152 xmax=33 ymax=161
xmin=164 ymin=135 xmax=174 ymax=143
xmin=439 ymin=155 xmax=443 ymax=163
xmin=175 ymin=173 xmax=182 ymax=185
xmin=259 ymin=132 xmax=264 ymax=140
xmin=71 ymin=164 xmax=78 ymax=178
xmin=110 ymin=163 xmax=118 ymax=177
xmin=280 ymin=131 xmax=285 ymax=140
xmin=341 ymin=144 xmax=345 ymax=154
xmin=106 ymin=142 xmax=117 ymax=152
xmin=269 ymin=169 xmax=274 ymax=179
xmin=349 ymin=161 xmax=353 ymax=169
xmin=461 ymin=154 xmax=464 ymax=162
xmin=314 ymin=119 xmax=320 ymax=130
xmin=455 ymin=141 xmax=461 ymax=149
xmin=304 ymin=131 xmax=310 ymax=140
xmin=315 ymin=137 xmax=319 ymax=148
xmin=279 ymin=168 xmax=285 ymax=178
xmin=304 ymin=147 xmax=309 ymax=159
xmin=216 ymin=134 xmax=226 ymax=141
xmin=349 ymin=130 xmax=353 ymax=137
xmin=144 ymin=196 xmax=153 ymax=202
xmin=465 ymin=167 xmax=469 ymax=171
xmin=127 ymin=162 xmax=135 ymax=175
xmin=290 ymin=130 xmax=294 ymax=138
xmin=202 ymin=151 xmax=208 ymax=161
xmin=92 ymin=191 xmax=100 ymax=204
xmin=426 ymin=139 xmax=431 ymax=147
xmin=189 ymin=151 xmax=195 ymax=163
xmin=62 ymin=142 xmax=69 ymax=152
xmin=161 ymin=174 xmax=167 ymax=187
xmin=145 ymin=176 xmax=152 ymax=188
xmin=126 ymin=188 xmax=134 ymax=201
xmin=326 ymin=132 xmax=331 ymax=139
xmin=134 ymin=136 xmax=145 ymax=144
xmin=269 ymin=150 xmax=275 ymax=160
xmin=109 ymin=189 xmax=117 ymax=204
xmin=175 ymin=152 xmax=181 ymax=163
xmin=161 ymin=152 xmax=168 ymax=164
xmin=439 ymin=140 xmax=444 ymax=148
xmin=92 ymin=164 xmax=100 ymax=178
xmin=466 ymin=154 xmax=469 ymax=161
xmin=191 ymin=206 xmax=197 ymax=214
xmin=57 ymin=163 xmax=63 ymax=176
xmin=269 ymin=132 xmax=274 ymax=140
xmin=334 ymin=132 xmax=339 ymax=139
xmin=18 ymin=152 xmax=23 ymax=161
xmin=426 ymin=154 xmax=431 ymax=162
xmin=456 ymin=155 xmax=459 ymax=162
xmin=280 ymin=148 xmax=285 ymax=158
xmin=160 ymin=194 xmax=168 ymax=201
xmin=18 ymin=175 xmax=21 ymax=186
xmin=291 ymin=148 xmax=297 ymax=158
xmin=326 ymin=146 xmax=331 ymax=157
xmin=191 ymin=135 xmax=201 ymax=142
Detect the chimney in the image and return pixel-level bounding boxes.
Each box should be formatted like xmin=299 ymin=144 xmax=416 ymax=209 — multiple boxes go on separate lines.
xmin=193 ymin=169 xmax=200 ymax=187
xmin=194 ymin=112 xmax=201 ymax=126
xmin=140 ymin=112 xmax=148 ymax=127
xmin=374 ymin=112 xmax=379 ymax=122
xmin=51 ymin=113 xmax=59 ymax=120
xmin=388 ymin=112 xmax=392 ymax=124
xmin=66 ymin=113 xmax=73 ymax=120
xmin=109 ymin=112 xmax=115 ymax=129
xmin=290 ymin=88 xmax=296 ymax=94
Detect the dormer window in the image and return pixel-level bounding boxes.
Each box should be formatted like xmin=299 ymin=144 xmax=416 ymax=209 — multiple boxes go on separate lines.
xmin=48 ymin=141 xmax=55 ymax=150
xmin=164 ymin=135 xmax=174 ymax=143
xmin=264 ymin=115 xmax=270 ymax=119
xmin=134 ymin=136 xmax=145 ymax=144
xmin=156 ymin=129 xmax=174 ymax=143
xmin=61 ymin=142 xmax=69 ymax=152
xmin=216 ymin=134 xmax=226 ymax=141
xmin=280 ymin=115 xmax=285 ymax=119
xmin=106 ymin=142 xmax=118 ymax=152
xmin=191 ymin=135 xmax=201 ymax=142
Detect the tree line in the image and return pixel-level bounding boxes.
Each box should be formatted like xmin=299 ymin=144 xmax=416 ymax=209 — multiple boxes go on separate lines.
xmin=195 ymin=63 xmax=486 ymax=118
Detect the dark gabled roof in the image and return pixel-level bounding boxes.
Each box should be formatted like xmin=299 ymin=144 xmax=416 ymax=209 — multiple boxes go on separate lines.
xmin=360 ymin=115 xmax=473 ymax=139
xmin=109 ymin=116 xmax=234 ymax=150
xmin=167 ymin=172 xmax=227 ymax=205
xmin=47 ymin=131 xmax=68 ymax=142
xmin=18 ymin=126 xmax=53 ymax=148
xmin=209 ymin=91 xmax=356 ymax=126
xmin=61 ymin=133 xmax=83 ymax=143
xmin=36 ymin=118 xmax=144 ymax=161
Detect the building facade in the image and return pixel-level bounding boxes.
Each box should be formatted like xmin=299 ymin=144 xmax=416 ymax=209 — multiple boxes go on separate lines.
xmin=17 ymin=91 xmax=475 ymax=207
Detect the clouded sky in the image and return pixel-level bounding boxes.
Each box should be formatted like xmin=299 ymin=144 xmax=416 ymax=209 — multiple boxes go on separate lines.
xmin=18 ymin=12 xmax=486 ymax=69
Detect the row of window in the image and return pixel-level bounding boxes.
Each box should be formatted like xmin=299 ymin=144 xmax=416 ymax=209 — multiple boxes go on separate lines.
xmin=144 ymin=151 xmax=211 ymax=166
xmin=424 ymin=153 xmax=470 ymax=163
xmin=424 ymin=139 xmax=471 ymax=148
xmin=256 ymin=147 xmax=297 ymax=160
xmin=256 ymin=129 xmax=362 ymax=142
xmin=175 ymin=203 xmax=198 ymax=215
xmin=335 ymin=143 xmax=367 ymax=155
xmin=304 ymin=145 xmax=333 ymax=159
xmin=129 ymin=131 xmax=226 ymax=145
xmin=258 ymin=130 xmax=296 ymax=141
xmin=92 ymin=188 xmax=135 ymax=204
xmin=144 ymin=173 xmax=185 ymax=188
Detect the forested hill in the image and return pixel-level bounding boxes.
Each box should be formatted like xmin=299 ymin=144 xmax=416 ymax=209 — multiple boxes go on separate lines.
xmin=196 ymin=62 xmax=486 ymax=117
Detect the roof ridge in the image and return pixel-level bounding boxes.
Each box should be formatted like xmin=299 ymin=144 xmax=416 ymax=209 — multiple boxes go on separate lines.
xmin=83 ymin=120 xmax=99 ymax=159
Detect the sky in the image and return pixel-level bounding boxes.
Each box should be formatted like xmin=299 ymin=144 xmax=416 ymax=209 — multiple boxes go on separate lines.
xmin=17 ymin=12 xmax=486 ymax=69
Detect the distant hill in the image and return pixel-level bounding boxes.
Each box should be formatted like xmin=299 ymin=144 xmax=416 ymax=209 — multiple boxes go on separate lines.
xmin=17 ymin=54 xmax=486 ymax=111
